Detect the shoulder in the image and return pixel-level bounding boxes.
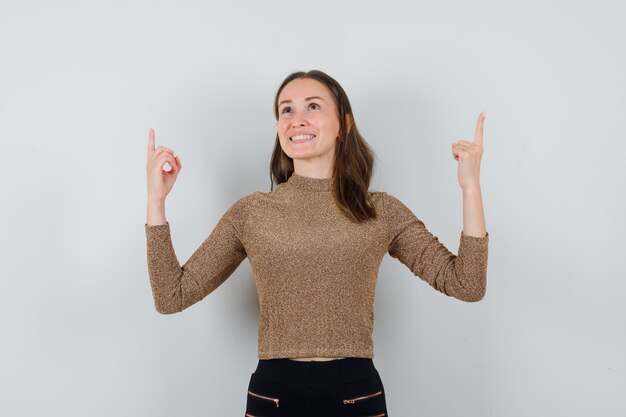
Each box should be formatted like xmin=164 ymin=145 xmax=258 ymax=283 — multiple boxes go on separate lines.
xmin=374 ymin=191 xmax=422 ymax=224
xmin=368 ymin=190 xmax=409 ymax=211
xmin=222 ymin=192 xmax=259 ymax=227
xmin=233 ymin=191 xmax=259 ymax=205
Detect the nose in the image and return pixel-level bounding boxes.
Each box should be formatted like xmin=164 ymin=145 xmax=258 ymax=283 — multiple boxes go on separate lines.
xmin=291 ymin=113 xmax=308 ymax=127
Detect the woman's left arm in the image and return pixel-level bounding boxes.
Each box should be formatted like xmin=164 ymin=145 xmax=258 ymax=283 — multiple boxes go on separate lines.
xmin=452 ymin=111 xmax=487 ymax=238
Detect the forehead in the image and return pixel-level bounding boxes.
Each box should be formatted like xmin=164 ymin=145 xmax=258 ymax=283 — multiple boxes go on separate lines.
xmin=278 ymin=78 xmax=334 ymax=104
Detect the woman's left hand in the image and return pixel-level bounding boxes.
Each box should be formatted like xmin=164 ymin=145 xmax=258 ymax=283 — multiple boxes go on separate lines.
xmin=451 ymin=111 xmax=485 ymax=190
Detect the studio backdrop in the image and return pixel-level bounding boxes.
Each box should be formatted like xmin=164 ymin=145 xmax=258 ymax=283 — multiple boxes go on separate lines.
xmin=0 ymin=0 xmax=624 ymax=416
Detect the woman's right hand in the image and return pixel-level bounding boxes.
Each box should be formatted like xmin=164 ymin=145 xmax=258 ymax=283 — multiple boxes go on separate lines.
xmin=146 ymin=128 xmax=182 ymax=202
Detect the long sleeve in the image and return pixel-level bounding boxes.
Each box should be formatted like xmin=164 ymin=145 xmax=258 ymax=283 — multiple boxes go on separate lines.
xmin=144 ymin=193 xmax=254 ymax=314
xmin=382 ymin=192 xmax=489 ymax=302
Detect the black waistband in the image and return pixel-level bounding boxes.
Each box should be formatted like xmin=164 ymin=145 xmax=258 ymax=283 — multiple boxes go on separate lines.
xmin=253 ymin=357 xmax=378 ymax=386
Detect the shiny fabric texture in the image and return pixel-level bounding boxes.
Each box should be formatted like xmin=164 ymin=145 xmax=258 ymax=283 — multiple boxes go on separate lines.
xmin=145 ymin=172 xmax=490 ymax=359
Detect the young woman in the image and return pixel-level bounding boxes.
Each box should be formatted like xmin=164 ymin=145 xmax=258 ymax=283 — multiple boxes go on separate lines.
xmin=145 ymin=70 xmax=489 ymax=417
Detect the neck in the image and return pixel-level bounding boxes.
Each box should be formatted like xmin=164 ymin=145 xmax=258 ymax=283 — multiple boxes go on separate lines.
xmin=292 ymin=161 xmax=334 ymax=180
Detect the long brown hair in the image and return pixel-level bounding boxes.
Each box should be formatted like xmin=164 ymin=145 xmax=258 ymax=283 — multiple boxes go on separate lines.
xmin=269 ymin=70 xmax=378 ymax=223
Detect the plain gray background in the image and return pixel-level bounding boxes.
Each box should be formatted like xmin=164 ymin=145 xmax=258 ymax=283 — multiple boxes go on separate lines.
xmin=1 ymin=0 xmax=624 ymax=416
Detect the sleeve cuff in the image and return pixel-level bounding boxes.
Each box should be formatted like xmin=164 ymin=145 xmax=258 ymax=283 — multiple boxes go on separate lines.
xmin=145 ymin=221 xmax=170 ymax=238
xmin=461 ymin=230 xmax=489 ymax=240
xmin=460 ymin=230 xmax=489 ymax=250
xmin=145 ymin=221 xmax=169 ymax=228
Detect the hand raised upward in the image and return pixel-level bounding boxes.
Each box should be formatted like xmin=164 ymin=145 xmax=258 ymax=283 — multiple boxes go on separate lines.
xmin=451 ymin=112 xmax=485 ymax=190
xmin=146 ymin=128 xmax=182 ymax=202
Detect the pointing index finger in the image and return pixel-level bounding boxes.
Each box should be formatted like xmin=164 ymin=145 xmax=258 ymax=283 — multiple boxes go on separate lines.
xmin=148 ymin=128 xmax=155 ymax=154
xmin=473 ymin=111 xmax=485 ymax=144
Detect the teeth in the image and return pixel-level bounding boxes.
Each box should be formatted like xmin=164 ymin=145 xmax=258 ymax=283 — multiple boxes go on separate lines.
xmin=291 ymin=134 xmax=316 ymax=141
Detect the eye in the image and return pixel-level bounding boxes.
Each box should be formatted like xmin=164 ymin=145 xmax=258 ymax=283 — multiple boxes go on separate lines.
xmin=281 ymin=106 xmax=292 ymax=114
xmin=308 ymin=103 xmax=320 ymax=110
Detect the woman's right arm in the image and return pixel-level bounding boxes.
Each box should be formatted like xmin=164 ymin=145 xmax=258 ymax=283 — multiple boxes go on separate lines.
xmin=144 ymin=128 xmax=251 ymax=314
xmin=145 ymin=127 xmax=188 ymax=314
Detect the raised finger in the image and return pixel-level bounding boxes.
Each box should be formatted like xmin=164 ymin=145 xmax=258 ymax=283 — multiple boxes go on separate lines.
xmin=148 ymin=128 xmax=155 ymax=155
xmin=473 ymin=111 xmax=485 ymax=144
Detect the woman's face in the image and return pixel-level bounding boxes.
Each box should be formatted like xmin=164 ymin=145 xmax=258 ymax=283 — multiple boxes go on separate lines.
xmin=276 ymin=78 xmax=340 ymax=171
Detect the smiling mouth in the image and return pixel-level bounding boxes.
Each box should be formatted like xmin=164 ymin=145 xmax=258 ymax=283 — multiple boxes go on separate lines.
xmin=290 ymin=134 xmax=316 ymax=142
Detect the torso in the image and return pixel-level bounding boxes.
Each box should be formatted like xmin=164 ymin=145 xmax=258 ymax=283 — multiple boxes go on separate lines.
xmin=288 ymin=357 xmax=347 ymax=361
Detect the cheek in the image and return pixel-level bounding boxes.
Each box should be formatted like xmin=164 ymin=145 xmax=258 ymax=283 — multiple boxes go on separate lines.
xmin=277 ymin=122 xmax=288 ymax=138
xmin=311 ymin=114 xmax=337 ymax=132
xmin=322 ymin=119 xmax=340 ymax=135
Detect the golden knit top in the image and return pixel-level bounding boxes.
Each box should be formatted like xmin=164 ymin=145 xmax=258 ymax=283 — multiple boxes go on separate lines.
xmin=144 ymin=172 xmax=489 ymax=359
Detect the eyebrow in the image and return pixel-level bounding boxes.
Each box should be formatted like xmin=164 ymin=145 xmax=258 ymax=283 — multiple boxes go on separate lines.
xmin=278 ymin=96 xmax=325 ymax=107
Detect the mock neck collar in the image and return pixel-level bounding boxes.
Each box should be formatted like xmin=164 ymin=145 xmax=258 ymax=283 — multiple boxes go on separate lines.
xmin=285 ymin=172 xmax=334 ymax=192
